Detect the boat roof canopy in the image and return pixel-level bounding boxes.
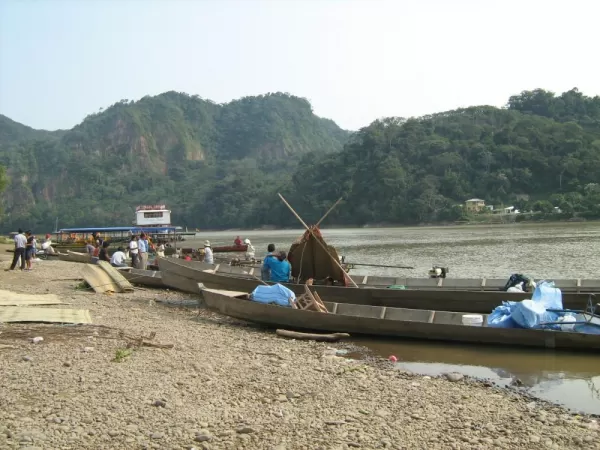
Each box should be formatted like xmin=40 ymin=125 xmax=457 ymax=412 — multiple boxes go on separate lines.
xmin=57 ymin=226 xmax=178 ymax=233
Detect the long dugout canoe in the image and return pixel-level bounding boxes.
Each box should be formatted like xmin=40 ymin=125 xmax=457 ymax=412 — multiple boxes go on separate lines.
xmin=158 ymin=256 xmax=600 ymax=293
xmin=201 ymin=287 xmax=600 ymax=352
xmin=158 ymin=257 xmax=595 ymax=314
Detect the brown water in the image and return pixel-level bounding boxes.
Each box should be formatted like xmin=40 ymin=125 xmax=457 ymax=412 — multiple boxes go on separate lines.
xmin=189 ymin=222 xmax=600 ymax=413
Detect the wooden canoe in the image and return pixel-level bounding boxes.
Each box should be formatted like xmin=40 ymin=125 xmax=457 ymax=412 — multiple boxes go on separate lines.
xmin=158 ymin=257 xmax=600 ymax=293
xmin=200 ymin=287 xmax=600 ymax=352
xmin=121 ymin=269 xmax=164 ymax=288
xmin=158 ymin=257 xmax=595 ymax=313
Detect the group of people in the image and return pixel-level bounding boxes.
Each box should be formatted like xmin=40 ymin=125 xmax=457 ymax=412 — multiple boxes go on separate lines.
xmin=5 ymin=229 xmax=53 ymax=272
xmin=233 ymin=236 xmax=256 ymax=260
xmin=198 ymin=240 xmax=290 ymax=282
xmin=83 ymin=232 xmax=166 ymax=269
xmin=261 ymin=244 xmax=291 ymax=283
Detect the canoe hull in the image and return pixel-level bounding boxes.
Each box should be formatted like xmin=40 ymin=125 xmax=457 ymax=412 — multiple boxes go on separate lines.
xmin=202 ymin=289 xmax=600 ymax=351
xmin=121 ymin=269 xmax=164 ymax=288
xmin=158 ymin=257 xmax=594 ymax=314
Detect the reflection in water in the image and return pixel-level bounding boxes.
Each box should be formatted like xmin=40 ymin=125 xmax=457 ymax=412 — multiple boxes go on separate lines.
xmin=351 ymin=337 xmax=600 ymax=414
xmin=188 ymin=223 xmax=600 ymax=413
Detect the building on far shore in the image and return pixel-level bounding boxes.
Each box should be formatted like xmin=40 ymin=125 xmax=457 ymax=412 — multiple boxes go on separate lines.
xmin=464 ymin=198 xmax=485 ymax=212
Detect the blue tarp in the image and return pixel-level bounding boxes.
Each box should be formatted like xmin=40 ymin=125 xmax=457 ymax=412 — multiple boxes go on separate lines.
xmin=250 ymin=284 xmax=295 ymax=307
xmin=487 ymin=281 xmax=563 ymax=329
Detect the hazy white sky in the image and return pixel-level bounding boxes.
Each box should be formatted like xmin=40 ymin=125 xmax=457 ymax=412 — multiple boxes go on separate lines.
xmin=1 ymin=0 xmax=599 ymax=131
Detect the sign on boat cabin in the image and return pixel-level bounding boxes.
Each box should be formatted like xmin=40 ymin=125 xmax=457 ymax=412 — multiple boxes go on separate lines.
xmin=134 ymin=205 xmax=172 ymax=227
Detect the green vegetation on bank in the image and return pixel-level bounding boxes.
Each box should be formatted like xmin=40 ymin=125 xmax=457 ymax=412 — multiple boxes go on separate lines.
xmin=1 ymin=88 xmax=600 ymax=231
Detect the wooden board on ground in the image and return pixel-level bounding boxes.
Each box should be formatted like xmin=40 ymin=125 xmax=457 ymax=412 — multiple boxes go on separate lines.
xmin=0 ymin=290 xmax=63 ymax=306
xmin=276 ymin=329 xmax=350 ymax=342
xmin=0 ymin=307 xmax=92 ymax=324
xmin=98 ymin=261 xmax=134 ymax=292
xmin=80 ymin=263 xmax=121 ymax=293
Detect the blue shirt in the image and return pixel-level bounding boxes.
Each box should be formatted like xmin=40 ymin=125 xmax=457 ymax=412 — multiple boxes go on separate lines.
xmin=264 ymin=257 xmax=291 ymax=283
xmin=138 ymin=239 xmax=148 ymax=253
xmin=261 ymin=254 xmax=275 ymax=281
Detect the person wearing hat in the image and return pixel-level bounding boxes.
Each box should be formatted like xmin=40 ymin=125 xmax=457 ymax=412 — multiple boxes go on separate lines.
xmin=203 ymin=240 xmax=213 ymax=264
xmin=244 ymin=238 xmax=255 ymax=260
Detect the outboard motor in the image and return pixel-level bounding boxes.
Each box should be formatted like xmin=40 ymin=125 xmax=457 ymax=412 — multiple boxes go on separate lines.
xmin=429 ymin=266 xmax=449 ymax=278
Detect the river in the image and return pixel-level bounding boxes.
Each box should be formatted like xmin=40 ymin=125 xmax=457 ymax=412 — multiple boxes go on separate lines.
xmin=187 ymin=222 xmax=600 ymax=414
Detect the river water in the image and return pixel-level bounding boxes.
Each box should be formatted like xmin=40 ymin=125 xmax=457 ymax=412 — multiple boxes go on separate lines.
xmin=188 ymin=222 xmax=600 ymax=414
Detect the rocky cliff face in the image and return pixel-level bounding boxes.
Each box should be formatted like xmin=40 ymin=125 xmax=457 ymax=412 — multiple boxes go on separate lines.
xmin=0 ymin=91 xmax=349 ymax=230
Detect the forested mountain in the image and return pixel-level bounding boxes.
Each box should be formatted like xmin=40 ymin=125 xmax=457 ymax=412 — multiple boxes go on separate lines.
xmin=1 ymin=88 xmax=600 ymax=231
xmin=0 ymin=92 xmax=349 ymax=230
xmin=269 ymin=88 xmax=600 ymax=226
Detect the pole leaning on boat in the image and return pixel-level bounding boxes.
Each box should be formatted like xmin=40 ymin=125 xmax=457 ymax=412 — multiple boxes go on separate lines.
xmin=277 ymin=193 xmax=359 ymax=288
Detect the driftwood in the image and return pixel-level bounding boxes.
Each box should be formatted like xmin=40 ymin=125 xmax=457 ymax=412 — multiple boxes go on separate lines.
xmin=276 ymin=329 xmax=350 ymax=342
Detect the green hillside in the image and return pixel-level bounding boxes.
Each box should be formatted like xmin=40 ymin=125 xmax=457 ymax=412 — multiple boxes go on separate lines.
xmin=2 ymin=88 xmax=600 ymax=231
xmin=0 ymin=92 xmax=349 ymax=230
xmin=275 ymin=88 xmax=600 ymax=226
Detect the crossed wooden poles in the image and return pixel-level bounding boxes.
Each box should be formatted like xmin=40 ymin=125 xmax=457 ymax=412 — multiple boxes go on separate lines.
xmin=277 ymin=193 xmax=359 ymax=288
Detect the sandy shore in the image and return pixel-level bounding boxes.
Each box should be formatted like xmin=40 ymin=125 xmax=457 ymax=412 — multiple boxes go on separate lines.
xmin=1 ymin=250 xmax=599 ymax=450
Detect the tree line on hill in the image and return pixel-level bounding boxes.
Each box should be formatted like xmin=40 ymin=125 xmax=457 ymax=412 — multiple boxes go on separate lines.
xmin=1 ymin=88 xmax=600 ymax=231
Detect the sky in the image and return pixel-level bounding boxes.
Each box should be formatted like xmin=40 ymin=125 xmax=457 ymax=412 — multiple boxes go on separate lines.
xmin=1 ymin=0 xmax=599 ymax=131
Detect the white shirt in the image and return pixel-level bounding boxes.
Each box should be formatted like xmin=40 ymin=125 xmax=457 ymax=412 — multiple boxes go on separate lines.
xmin=14 ymin=233 xmax=26 ymax=249
xmin=203 ymin=247 xmax=214 ymax=264
xmin=245 ymin=243 xmax=255 ymax=259
xmin=129 ymin=240 xmax=139 ymax=254
xmin=110 ymin=251 xmax=126 ymax=265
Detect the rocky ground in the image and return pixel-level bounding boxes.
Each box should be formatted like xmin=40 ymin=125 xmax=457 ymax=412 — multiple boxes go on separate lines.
xmin=1 ymin=248 xmax=599 ymax=450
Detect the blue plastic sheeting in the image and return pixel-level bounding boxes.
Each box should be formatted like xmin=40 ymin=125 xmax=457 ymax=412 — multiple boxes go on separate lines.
xmin=487 ymin=281 xmax=562 ymax=330
xmin=532 ymin=281 xmax=563 ymax=310
xmin=511 ymin=300 xmax=559 ymax=329
xmin=250 ymin=284 xmax=295 ymax=307
xmin=487 ymin=301 xmax=518 ymax=328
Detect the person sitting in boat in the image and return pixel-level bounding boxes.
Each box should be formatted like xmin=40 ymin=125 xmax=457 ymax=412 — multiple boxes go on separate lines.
xmin=203 ymin=240 xmax=214 ymax=264
xmin=244 ymin=238 xmax=255 ymax=260
xmin=234 ymin=236 xmax=243 ymax=247
xmin=110 ymin=247 xmax=128 ymax=268
xmin=85 ymin=241 xmax=95 ymax=256
xmin=261 ymin=244 xmax=276 ymax=281
xmin=264 ymin=250 xmax=291 ymax=283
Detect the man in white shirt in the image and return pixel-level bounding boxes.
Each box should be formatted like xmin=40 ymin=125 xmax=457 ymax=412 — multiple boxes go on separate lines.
xmin=129 ymin=236 xmax=139 ymax=268
xmin=203 ymin=240 xmax=213 ymax=264
xmin=7 ymin=229 xmax=26 ymax=271
xmin=110 ymin=247 xmax=128 ymax=268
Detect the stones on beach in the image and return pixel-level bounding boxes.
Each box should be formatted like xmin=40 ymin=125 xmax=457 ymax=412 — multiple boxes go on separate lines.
xmin=445 ymin=372 xmax=464 ymax=382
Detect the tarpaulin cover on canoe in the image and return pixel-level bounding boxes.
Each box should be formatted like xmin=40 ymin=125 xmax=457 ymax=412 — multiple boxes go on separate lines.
xmin=287 ymin=226 xmax=346 ymax=284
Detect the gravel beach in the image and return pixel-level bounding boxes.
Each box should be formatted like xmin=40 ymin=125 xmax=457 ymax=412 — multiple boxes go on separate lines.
xmin=1 ymin=251 xmax=599 ymax=450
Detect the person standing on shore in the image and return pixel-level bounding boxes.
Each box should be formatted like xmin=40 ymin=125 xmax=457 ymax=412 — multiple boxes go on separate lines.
xmin=24 ymin=231 xmax=35 ymax=271
xmin=6 ymin=228 xmax=26 ymax=271
xmin=129 ymin=236 xmax=139 ymax=268
xmin=138 ymin=233 xmax=149 ymax=269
